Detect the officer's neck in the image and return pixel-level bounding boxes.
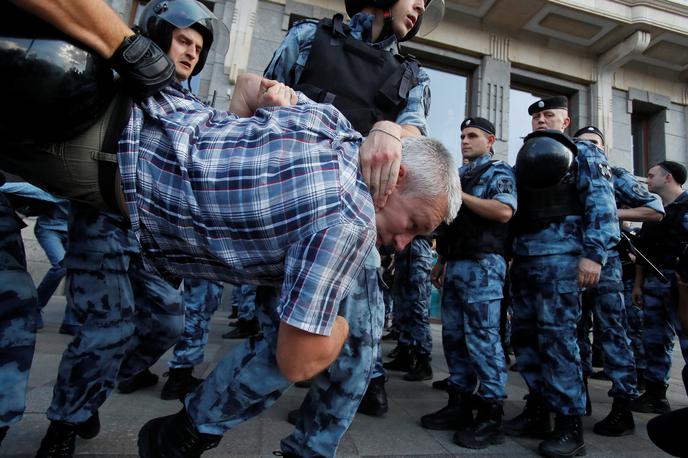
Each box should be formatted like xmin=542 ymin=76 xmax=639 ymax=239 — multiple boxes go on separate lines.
xmin=363 ymin=6 xmax=391 ymax=42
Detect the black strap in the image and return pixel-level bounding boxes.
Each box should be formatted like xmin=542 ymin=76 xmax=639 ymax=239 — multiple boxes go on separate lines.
xmin=97 ymin=89 xmax=132 ymax=213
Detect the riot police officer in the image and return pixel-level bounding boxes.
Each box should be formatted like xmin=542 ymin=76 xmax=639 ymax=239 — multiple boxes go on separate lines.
xmin=422 ymin=117 xmax=516 ymax=449
xmin=505 ymin=97 xmax=620 ymax=458
xmin=574 ymin=125 xmax=664 ymax=437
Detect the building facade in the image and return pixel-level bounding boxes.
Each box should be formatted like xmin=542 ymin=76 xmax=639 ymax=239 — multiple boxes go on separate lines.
xmin=115 ymin=0 xmax=688 ymax=173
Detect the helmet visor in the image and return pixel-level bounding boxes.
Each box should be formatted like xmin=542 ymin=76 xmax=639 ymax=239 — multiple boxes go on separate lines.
xmin=418 ymin=0 xmax=444 ymax=37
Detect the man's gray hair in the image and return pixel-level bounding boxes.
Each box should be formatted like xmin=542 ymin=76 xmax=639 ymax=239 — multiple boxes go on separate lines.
xmin=400 ymin=136 xmax=462 ymax=224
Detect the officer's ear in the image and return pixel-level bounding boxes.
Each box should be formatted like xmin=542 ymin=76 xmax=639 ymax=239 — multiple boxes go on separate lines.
xmin=486 ymin=134 xmax=496 ymax=148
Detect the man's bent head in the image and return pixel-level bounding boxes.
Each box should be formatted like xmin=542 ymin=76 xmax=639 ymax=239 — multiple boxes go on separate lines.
xmin=375 ymin=137 xmax=461 ymax=251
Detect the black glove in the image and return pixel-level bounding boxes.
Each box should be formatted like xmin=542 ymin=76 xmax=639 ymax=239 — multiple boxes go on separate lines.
xmin=109 ymin=32 xmax=175 ymax=99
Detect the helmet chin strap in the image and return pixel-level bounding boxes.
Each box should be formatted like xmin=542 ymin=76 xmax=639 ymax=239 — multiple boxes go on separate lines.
xmin=376 ymin=8 xmax=395 ymax=42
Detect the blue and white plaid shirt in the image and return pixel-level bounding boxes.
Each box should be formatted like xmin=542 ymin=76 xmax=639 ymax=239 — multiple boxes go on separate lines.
xmin=117 ymin=84 xmax=377 ymax=335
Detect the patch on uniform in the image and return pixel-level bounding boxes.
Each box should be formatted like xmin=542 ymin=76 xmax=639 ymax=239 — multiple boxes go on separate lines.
xmin=599 ymin=163 xmax=612 ymax=181
xmin=423 ymin=85 xmax=431 ymax=118
xmin=496 ymin=177 xmax=514 ymax=194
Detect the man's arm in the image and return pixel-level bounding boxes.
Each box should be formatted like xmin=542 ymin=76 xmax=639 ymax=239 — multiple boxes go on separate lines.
xmin=461 ymin=194 xmax=513 ymax=223
xmin=276 ymin=317 xmax=349 ymax=382
xmin=229 ymin=74 xmax=297 ymax=117
xmin=618 ymin=207 xmax=663 ymax=222
xmin=11 ymin=0 xmax=174 ymax=98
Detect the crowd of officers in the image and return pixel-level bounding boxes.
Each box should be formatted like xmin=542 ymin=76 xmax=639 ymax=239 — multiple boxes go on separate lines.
xmin=1 ymin=0 xmax=687 ymax=457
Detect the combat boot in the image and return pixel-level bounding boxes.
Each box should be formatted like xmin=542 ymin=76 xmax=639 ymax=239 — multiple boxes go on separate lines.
xmin=161 ymin=367 xmax=204 ymax=401
xmin=432 ymin=377 xmax=449 ymax=391
xmin=35 ymin=421 xmax=77 ymax=458
xmin=453 ymin=398 xmax=504 ymax=449
xmin=538 ymin=414 xmax=585 ymax=458
xmin=0 ymin=426 xmax=8 ymax=447
xmin=117 ymin=368 xmax=159 ymax=394
xmin=631 ymin=380 xmax=671 ymax=414
xmin=383 ymin=346 xmax=416 ymax=372
xmin=221 ymin=318 xmax=259 ymax=339
xmin=403 ymin=353 xmax=433 ymax=381
xmin=74 ymin=410 xmax=100 ymax=439
xmin=358 ymin=375 xmax=388 ymax=416
xmin=138 ymin=408 xmax=222 ymax=458
xmin=503 ymin=394 xmax=552 ymax=438
xmin=593 ymin=397 xmax=635 ymax=436
xmin=420 ymin=385 xmax=473 ymax=431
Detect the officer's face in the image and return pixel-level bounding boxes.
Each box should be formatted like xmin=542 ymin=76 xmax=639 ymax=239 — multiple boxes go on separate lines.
xmin=577 ymin=132 xmax=606 ymax=153
xmin=391 ymin=0 xmax=426 ymax=39
xmin=375 ymin=167 xmax=446 ymax=252
xmin=531 ymin=109 xmax=570 ymax=133
xmin=168 ymin=27 xmax=204 ymax=81
xmin=646 ymin=165 xmax=668 ymax=194
xmin=461 ymin=127 xmax=494 ymax=161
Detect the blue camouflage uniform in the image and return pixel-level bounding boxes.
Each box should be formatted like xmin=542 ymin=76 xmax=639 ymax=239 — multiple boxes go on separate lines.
xmin=511 ymin=141 xmax=620 ymax=416
xmin=623 ymin=275 xmax=645 ymax=371
xmin=637 ymin=191 xmax=688 ymax=386
xmin=578 ymin=166 xmax=663 ymax=399
xmin=440 ymin=153 xmax=516 ymax=400
xmin=391 ymin=237 xmax=434 ymax=357
xmin=0 ymin=191 xmax=38 ymax=429
xmin=263 ymin=12 xmax=430 ymax=385
xmin=168 ymin=279 xmax=224 ymax=370
xmin=47 ymin=203 xmax=183 ymax=424
xmin=236 ymin=284 xmax=257 ymax=321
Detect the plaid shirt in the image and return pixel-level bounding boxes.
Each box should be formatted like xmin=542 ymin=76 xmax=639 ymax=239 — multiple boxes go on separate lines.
xmin=117 ymin=84 xmax=377 ymax=335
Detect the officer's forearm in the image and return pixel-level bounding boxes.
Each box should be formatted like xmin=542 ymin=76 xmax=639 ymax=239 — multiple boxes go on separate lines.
xmin=461 ymin=193 xmax=513 ymax=223
xmin=618 ymin=207 xmax=663 ymax=223
xmin=11 ymin=0 xmax=134 ymax=59
xmin=276 ymin=316 xmax=349 ymax=382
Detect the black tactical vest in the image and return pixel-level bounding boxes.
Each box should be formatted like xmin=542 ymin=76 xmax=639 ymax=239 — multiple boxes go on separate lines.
xmin=513 ymin=163 xmax=583 ymax=234
xmin=294 ymin=14 xmax=420 ymax=135
xmin=436 ymin=160 xmax=510 ymax=259
xmin=637 ymin=193 xmax=688 ymax=269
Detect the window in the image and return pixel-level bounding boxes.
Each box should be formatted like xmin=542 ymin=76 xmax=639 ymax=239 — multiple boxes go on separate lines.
xmin=631 ymin=101 xmax=666 ymax=177
xmin=424 ymin=67 xmax=468 ymax=163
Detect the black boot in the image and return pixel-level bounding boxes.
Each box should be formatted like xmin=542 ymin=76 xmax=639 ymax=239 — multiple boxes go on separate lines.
xmin=117 ymin=369 xmax=159 ymax=394
xmin=636 ymin=369 xmax=645 ymax=392
xmin=503 ymin=394 xmax=552 ymax=439
xmin=583 ymin=376 xmax=592 ymax=416
xmin=161 ymin=367 xmax=204 ymax=401
xmin=74 ymin=410 xmax=100 ymax=439
xmin=0 ymin=426 xmax=8 ymax=447
xmin=403 ymin=353 xmax=432 ymax=381
xmin=138 ymin=408 xmax=222 ymax=458
xmin=420 ymin=386 xmax=473 ymax=431
xmin=453 ymin=398 xmax=504 ymax=449
xmin=432 ymin=377 xmax=449 ymax=391
xmin=358 ymin=375 xmax=388 ymax=417
xmin=383 ymin=346 xmax=416 ymax=372
xmin=538 ymin=414 xmax=586 ymax=458
xmin=35 ymin=421 xmax=77 ymax=458
xmin=593 ymin=397 xmax=635 ymax=436
xmin=631 ymin=380 xmax=671 ymax=414
xmin=222 ymin=318 xmax=259 ymax=339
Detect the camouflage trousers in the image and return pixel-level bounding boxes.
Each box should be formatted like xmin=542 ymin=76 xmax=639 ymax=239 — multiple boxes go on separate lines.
xmin=441 ymin=255 xmax=507 ymax=400
xmin=47 ymin=206 xmax=183 ymax=423
xmin=642 ymin=268 xmax=688 ymax=385
xmin=624 ymin=276 xmax=645 ymax=370
xmin=577 ymin=255 xmax=638 ymax=399
xmin=237 ymin=284 xmax=257 ymax=321
xmin=0 ymin=195 xmax=38 ymax=427
xmin=391 ymin=238 xmax=433 ymax=355
xmin=186 ymin=253 xmax=383 ymax=457
xmin=511 ymin=254 xmax=586 ymax=416
xmin=169 ymin=279 xmax=224 ymax=369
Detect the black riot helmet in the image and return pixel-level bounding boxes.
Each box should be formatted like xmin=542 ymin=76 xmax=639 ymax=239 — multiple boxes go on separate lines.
xmin=515 ymin=130 xmax=578 ymax=189
xmin=138 ymin=0 xmax=222 ymax=76
xmin=344 ymin=0 xmax=445 ymax=41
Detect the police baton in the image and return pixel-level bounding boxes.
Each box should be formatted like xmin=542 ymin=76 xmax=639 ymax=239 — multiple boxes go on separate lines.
xmin=620 ymin=232 xmax=669 ymax=284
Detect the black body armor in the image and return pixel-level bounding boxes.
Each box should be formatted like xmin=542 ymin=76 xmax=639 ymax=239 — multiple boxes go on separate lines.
xmin=637 ymin=194 xmax=688 ymax=269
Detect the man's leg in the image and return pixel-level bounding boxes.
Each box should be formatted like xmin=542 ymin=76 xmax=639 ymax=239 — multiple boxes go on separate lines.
xmin=34 ymin=223 xmax=67 ymax=309
xmin=0 ymin=194 xmax=38 ymax=444
xmin=222 ymin=284 xmax=258 ymax=339
xmin=623 ymin=277 xmax=645 ymax=384
xmin=281 ymin=255 xmax=383 ymax=457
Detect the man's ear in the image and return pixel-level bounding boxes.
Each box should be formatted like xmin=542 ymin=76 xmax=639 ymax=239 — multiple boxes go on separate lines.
xmin=395 ymin=164 xmax=408 ymax=190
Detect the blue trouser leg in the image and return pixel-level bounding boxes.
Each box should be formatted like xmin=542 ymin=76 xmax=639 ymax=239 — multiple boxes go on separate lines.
xmin=624 ymin=277 xmax=645 ymax=370
xmin=34 ymin=225 xmax=67 ymax=309
xmin=391 ymin=238 xmax=433 ymax=355
xmin=118 ymin=263 xmax=184 ymax=379
xmin=237 ymin=284 xmax=257 ymax=321
xmin=169 ymin=279 xmax=224 ymax=369
xmin=0 ymin=196 xmax=38 ymax=428
xmin=511 ymin=254 xmax=585 ymax=416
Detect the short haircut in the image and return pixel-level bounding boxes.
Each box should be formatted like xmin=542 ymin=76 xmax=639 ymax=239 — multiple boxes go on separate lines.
xmin=657 ymin=160 xmax=687 ymax=185
xmin=399 ymin=137 xmax=462 ymax=224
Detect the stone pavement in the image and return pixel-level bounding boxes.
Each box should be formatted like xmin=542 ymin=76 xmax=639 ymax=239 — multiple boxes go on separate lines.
xmin=1 ymin=291 xmax=685 ymax=457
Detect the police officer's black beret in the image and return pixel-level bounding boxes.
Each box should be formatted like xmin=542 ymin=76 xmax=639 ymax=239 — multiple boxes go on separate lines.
xmin=658 ymin=160 xmax=687 ymax=185
xmin=574 ymin=125 xmax=605 ymax=145
xmin=528 ymin=96 xmax=568 ymax=115
xmin=460 ymin=117 xmax=495 ymax=136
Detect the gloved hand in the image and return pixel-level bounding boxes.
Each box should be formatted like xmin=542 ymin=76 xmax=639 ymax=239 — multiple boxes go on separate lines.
xmin=109 ymin=32 xmax=175 ymax=98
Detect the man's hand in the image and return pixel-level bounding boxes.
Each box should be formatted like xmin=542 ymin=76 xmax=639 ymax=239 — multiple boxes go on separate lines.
xmin=431 ymin=261 xmax=445 ymax=289
xmin=109 ymin=33 xmax=175 ymax=99
xmin=578 ymin=257 xmax=602 ymax=288
xmin=256 ymin=79 xmax=298 ymax=110
xmin=230 ymin=75 xmax=297 ymax=117
xmin=276 ymin=316 xmax=349 ymax=382
xmin=360 ymin=121 xmax=403 ymax=209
